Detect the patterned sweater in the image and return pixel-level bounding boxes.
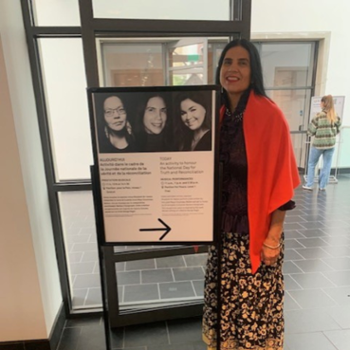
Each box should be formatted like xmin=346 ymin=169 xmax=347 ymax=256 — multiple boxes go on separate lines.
xmin=308 ymin=110 xmax=341 ymax=149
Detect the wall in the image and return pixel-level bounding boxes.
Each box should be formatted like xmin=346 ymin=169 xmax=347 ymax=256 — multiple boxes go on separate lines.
xmin=0 ymin=0 xmax=62 ymax=341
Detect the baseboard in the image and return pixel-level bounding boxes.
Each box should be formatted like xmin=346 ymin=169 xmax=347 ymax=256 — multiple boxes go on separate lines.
xmin=0 ymin=302 xmax=66 ymax=350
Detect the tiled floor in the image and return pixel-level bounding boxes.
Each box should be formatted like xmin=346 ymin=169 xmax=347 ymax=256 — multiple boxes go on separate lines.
xmin=57 ymin=174 xmax=350 ymax=350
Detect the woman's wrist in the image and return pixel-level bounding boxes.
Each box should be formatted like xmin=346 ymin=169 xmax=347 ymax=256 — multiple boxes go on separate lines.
xmin=263 ymin=241 xmax=281 ymax=250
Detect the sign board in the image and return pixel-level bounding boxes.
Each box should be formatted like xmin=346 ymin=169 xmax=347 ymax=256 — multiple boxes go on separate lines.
xmin=88 ymin=86 xmax=219 ymax=244
xmin=309 ymin=95 xmax=345 ymax=122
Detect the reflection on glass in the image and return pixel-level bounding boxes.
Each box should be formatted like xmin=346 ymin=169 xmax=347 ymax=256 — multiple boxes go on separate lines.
xmin=59 ymin=191 xmax=102 ymax=310
xmin=261 ymin=43 xmax=315 ymax=88
xmin=116 ymin=253 xmax=207 ymax=309
xmin=92 ymin=0 xmax=229 ymax=20
xmin=32 ymin=0 xmax=80 ymax=26
xmin=38 ymin=38 xmax=93 ymax=181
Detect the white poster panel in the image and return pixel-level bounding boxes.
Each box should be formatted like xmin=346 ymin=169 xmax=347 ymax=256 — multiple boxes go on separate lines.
xmin=309 ymin=95 xmax=345 ymax=122
xmin=89 ymin=87 xmax=218 ymax=244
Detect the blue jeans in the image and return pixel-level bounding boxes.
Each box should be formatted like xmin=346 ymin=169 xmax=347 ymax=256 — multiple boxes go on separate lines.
xmin=306 ymin=147 xmax=335 ymax=189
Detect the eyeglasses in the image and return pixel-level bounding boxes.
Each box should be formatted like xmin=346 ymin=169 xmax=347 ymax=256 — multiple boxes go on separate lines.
xmin=104 ymin=108 xmax=126 ymax=117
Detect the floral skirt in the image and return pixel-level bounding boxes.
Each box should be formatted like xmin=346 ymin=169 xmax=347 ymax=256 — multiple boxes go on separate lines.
xmin=202 ymin=232 xmax=285 ymax=350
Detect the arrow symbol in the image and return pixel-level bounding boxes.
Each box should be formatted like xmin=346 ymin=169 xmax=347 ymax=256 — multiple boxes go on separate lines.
xmin=139 ymin=218 xmax=171 ymax=241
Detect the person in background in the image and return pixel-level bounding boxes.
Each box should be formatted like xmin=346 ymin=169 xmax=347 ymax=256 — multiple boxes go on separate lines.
xmin=99 ymin=95 xmax=135 ymax=153
xmin=175 ymin=91 xmax=212 ymax=151
xmin=303 ymin=94 xmax=341 ymax=191
xmin=202 ymin=39 xmax=300 ymax=350
xmin=135 ymin=93 xmax=173 ymax=152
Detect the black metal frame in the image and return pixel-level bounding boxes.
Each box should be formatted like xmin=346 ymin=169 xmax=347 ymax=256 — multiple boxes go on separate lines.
xmin=20 ymin=0 xmax=252 ymax=325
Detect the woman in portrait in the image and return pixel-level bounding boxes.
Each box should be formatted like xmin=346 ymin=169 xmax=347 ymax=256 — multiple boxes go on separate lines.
xmin=135 ymin=93 xmax=174 ymax=152
xmin=98 ymin=94 xmax=136 ymax=153
xmin=175 ymin=91 xmax=212 ymax=151
xmin=202 ymin=39 xmax=300 ymax=350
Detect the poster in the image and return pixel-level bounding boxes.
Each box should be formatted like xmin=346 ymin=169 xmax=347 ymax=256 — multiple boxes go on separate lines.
xmin=88 ymin=86 xmax=219 ymax=244
xmin=309 ymin=95 xmax=345 ymax=122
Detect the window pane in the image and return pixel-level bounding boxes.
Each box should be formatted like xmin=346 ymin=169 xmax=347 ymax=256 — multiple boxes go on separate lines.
xmin=261 ymin=43 xmax=315 ymax=88
xmin=39 ymin=39 xmax=93 ymax=181
xmin=59 ymin=191 xmax=102 ymax=310
xmin=32 ymin=0 xmax=80 ymax=26
xmin=92 ymin=0 xmax=230 ymax=20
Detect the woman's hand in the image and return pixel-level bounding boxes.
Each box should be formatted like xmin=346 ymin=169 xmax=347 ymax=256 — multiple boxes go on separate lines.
xmin=261 ymin=237 xmax=281 ymax=266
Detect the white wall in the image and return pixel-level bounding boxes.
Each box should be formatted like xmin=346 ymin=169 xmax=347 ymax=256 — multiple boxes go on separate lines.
xmin=0 ymin=0 xmax=62 ymax=341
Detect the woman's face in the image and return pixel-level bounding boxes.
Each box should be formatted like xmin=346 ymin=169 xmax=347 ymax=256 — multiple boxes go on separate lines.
xmin=219 ymin=46 xmax=251 ymax=98
xmin=103 ymin=96 xmax=127 ymax=132
xmin=143 ymin=97 xmax=167 ymax=134
xmin=180 ymin=98 xmax=206 ymax=131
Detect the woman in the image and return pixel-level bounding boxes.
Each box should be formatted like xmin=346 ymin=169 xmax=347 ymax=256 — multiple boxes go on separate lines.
xmin=176 ymin=91 xmax=212 ymax=151
xmin=135 ymin=93 xmax=173 ymax=152
xmin=303 ymin=95 xmax=341 ymax=191
xmin=99 ymin=94 xmax=135 ymax=153
xmin=202 ymin=39 xmax=300 ymax=350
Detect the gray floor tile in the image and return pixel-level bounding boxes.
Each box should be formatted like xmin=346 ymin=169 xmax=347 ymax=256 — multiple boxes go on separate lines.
xmin=81 ymin=251 xmax=98 ymax=263
xmin=116 ymin=271 xmax=140 ymax=285
xmin=295 ymin=247 xmax=332 ymax=259
xmin=72 ymin=289 xmax=88 ymax=308
xmin=285 ymin=239 xmax=305 ymax=249
xmin=285 ymin=332 xmax=337 ymax=350
xmin=293 ymin=259 xmax=334 ymax=273
xmin=167 ymin=317 xmax=202 ymax=344
xmin=71 ymin=242 xmax=98 ymax=252
xmin=173 ymin=267 xmax=204 ymax=281
xmin=321 ymin=235 xmax=350 ymax=247
xmin=141 ymin=269 xmax=174 ymax=283
xmin=284 ymin=230 xmax=306 ymax=239
xmin=124 ymin=284 xmax=159 ymax=303
xmin=66 ymin=234 xmax=91 ymax=244
xmin=285 ymin=309 xmax=341 ymax=333
xmin=125 ymin=259 xmax=156 ymax=271
xmin=284 ymin=249 xmax=304 ymax=261
xmin=284 ymin=223 xmax=308 ymax=231
xmin=283 ymin=261 xmax=303 ymax=274
xmin=284 ymin=292 xmax=302 ymax=311
xmin=327 ymin=305 xmax=350 ymax=328
xmin=192 ymin=280 xmax=204 ymax=297
xmin=76 ymin=323 xmax=105 ymax=350
xmin=321 ymin=245 xmax=350 ymax=257
xmin=296 ymin=229 xmax=329 ymax=238
xmin=322 ymin=221 xmax=350 ymax=229
xmin=296 ymin=238 xmax=330 ymax=248
xmin=289 ymin=272 xmax=336 ymax=289
xmin=159 ymin=281 xmax=195 ymax=299
xmin=85 ymin=288 xmax=102 ymax=306
xmin=322 ymin=286 xmax=350 ymax=306
xmin=57 ymin=327 xmax=82 ymax=350
xmin=68 ymin=252 xmax=84 ymax=263
xmin=73 ymin=274 xmax=101 ymax=289
xmin=284 ymin=275 xmax=302 ymax=290
xmin=124 ymin=322 xmax=168 ymax=347
xmin=288 ymin=289 xmax=337 ymax=309
xmin=184 ymin=253 xmax=208 ymax=267
xmin=70 ymin=262 xmax=95 ymax=275
xmin=156 ymin=256 xmax=186 ymax=268
xmin=321 ymin=257 xmax=350 ymax=270
xmin=298 ymin=222 xmax=326 ymax=230
xmin=322 ymin=271 xmax=350 ymax=286
xmin=323 ymin=330 xmax=350 ymax=350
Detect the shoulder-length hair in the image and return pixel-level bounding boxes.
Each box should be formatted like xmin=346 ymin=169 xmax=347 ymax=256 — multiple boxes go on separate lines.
xmin=134 ymin=92 xmax=173 ymax=149
xmin=174 ymin=91 xmax=212 ymax=151
xmin=321 ymin=95 xmax=337 ymax=123
xmin=216 ymin=38 xmax=267 ymax=105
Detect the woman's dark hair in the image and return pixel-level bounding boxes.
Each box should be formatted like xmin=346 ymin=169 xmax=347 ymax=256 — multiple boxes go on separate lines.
xmin=97 ymin=94 xmax=134 ymax=148
xmin=216 ymin=38 xmax=267 ymax=105
xmin=134 ymin=93 xmax=173 ymax=151
xmin=174 ymin=91 xmax=212 ymax=151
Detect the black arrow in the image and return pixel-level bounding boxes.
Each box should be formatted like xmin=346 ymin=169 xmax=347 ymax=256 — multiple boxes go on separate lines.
xmin=139 ymin=219 xmax=171 ymax=241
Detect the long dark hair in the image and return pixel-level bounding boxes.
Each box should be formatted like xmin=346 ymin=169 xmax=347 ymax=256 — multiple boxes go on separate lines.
xmin=216 ymin=39 xmax=267 ymax=105
xmin=175 ymin=91 xmax=212 ymax=151
xmin=134 ymin=93 xmax=173 ymax=151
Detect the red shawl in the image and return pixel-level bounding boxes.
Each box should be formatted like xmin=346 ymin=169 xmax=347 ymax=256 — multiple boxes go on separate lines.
xmin=220 ymin=91 xmax=300 ymax=273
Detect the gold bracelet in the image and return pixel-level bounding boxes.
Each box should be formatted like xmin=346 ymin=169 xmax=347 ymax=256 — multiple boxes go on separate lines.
xmin=263 ymin=242 xmax=281 ymax=250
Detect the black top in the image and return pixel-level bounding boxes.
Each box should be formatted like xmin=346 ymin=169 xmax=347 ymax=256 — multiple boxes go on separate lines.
xmin=194 ymin=130 xmax=212 ymax=151
xmin=220 ymin=90 xmax=295 ymax=233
